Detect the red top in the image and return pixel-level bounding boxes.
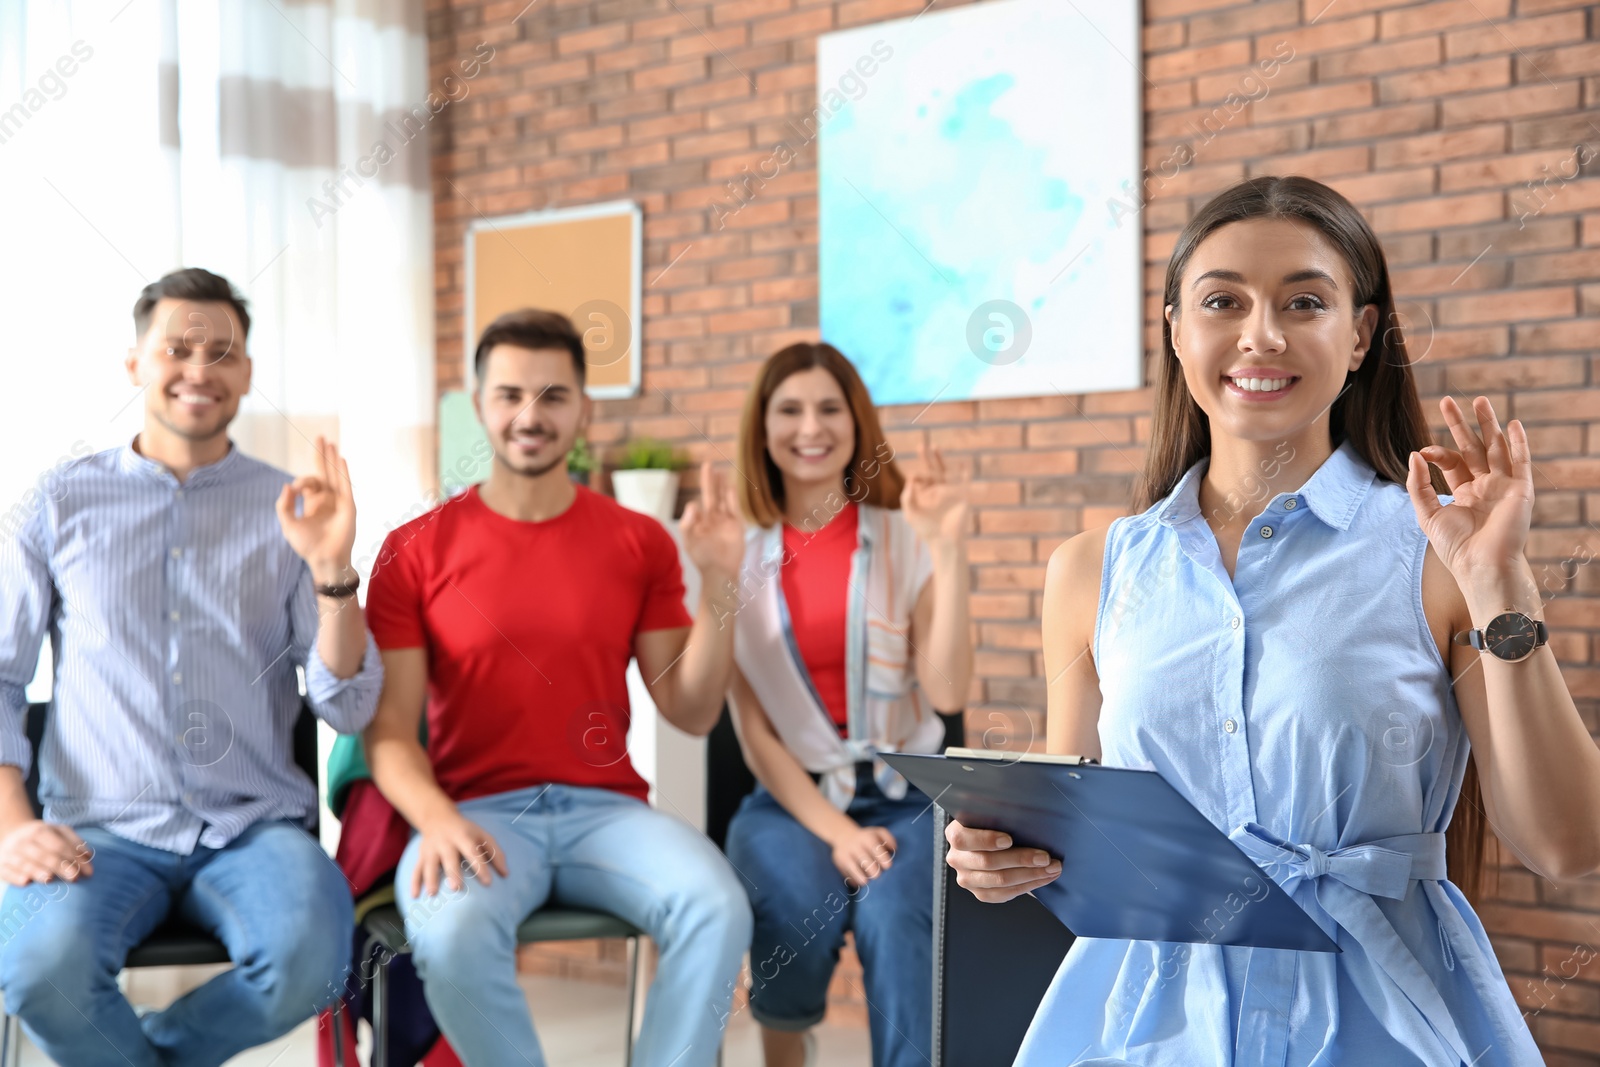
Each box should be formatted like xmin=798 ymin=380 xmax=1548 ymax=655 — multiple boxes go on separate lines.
xmin=781 ymin=502 xmax=858 ymax=732
xmin=366 ymin=485 xmax=693 ymax=803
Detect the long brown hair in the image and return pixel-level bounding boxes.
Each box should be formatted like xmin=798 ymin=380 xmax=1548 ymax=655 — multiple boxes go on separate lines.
xmin=1137 ymin=175 xmax=1492 ymax=900
xmin=738 ymin=342 xmax=905 ymax=527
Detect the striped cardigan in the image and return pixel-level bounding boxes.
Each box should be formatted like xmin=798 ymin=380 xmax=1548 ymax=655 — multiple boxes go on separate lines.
xmin=732 ymin=502 xmax=941 ymax=809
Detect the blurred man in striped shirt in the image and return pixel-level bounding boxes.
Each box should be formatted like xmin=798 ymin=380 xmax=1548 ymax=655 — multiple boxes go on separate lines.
xmin=0 ymin=268 xmax=383 ymax=1066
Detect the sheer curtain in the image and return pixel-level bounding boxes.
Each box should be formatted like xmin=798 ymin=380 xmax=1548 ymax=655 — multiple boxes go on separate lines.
xmin=0 ymin=0 xmax=436 ymax=839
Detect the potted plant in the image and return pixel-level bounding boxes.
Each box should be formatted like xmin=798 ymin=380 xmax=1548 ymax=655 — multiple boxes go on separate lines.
xmin=609 ymin=437 xmax=687 ymax=523
xmin=567 ymin=435 xmax=596 ymax=486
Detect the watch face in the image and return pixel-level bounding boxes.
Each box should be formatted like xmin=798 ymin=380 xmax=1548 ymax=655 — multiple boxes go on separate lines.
xmin=1484 ymin=612 xmax=1538 ymax=661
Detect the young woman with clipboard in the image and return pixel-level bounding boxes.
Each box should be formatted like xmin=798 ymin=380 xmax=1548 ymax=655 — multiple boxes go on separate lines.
xmin=944 ymin=175 xmax=1600 ymax=1066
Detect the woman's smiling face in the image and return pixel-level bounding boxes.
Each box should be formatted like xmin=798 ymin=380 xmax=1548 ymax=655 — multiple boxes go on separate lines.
xmin=1165 ymin=216 xmax=1378 ymax=448
xmin=764 ymin=365 xmax=857 ymax=490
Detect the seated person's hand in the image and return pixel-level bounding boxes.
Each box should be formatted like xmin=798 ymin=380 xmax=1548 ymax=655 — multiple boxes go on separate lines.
xmin=0 ymin=820 xmax=94 ymax=886
xmin=411 ymin=812 xmax=508 ymax=897
xmin=831 ymin=824 xmax=896 ymax=888
xmin=945 ymin=819 xmax=1060 ymax=903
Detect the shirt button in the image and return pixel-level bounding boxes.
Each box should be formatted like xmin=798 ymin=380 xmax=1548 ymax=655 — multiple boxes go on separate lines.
xmin=169 ymin=610 xmax=180 ymax=622
xmin=170 ymin=547 xmax=183 ymax=559
xmin=1284 ymin=498 xmax=1297 ymax=510
xmin=1223 ymin=718 xmax=1238 ymax=734
xmin=1260 ymin=526 xmax=1274 ymax=539
xmin=1230 ymin=616 xmax=1241 ymax=630
xmin=174 ymin=489 xmax=184 ymax=499
xmin=172 ymin=671 xmax=182 ymax=685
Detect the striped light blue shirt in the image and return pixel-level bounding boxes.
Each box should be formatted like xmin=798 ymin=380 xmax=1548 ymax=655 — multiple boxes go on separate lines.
xmin=0 ymin=441 xmax=382 ymax=854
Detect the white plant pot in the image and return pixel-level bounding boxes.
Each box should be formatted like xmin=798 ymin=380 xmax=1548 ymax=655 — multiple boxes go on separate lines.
xmin=610 ymin=469 xmax=681 ymax=525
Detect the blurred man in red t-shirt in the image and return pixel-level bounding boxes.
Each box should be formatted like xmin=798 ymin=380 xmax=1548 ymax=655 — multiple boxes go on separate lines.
xmin=363 ymin=309 xmax=750 ymax=1067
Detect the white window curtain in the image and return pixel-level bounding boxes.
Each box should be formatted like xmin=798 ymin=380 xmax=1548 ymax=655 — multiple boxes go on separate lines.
xmin=1 ymin=0 xmax=436 ymax=837
xmin=1 ymin=0 xmax=436 ymax=554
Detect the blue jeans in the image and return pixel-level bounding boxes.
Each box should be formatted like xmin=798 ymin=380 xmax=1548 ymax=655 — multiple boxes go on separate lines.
xmin=0 ymin=819 xmax=353 ymax=1067
xmin=394 ymin=783 xmax=752 ymax=1067
xmin=724 ymin=768 xmax=936 ymax=1067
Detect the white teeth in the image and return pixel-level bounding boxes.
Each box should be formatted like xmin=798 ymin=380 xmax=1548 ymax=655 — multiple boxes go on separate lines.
xmin=795 ymin=447 xmax=830 ymax=456
xmin=1229 ymin=377 xmax=1292 ymax=392
xmin=175 ymin=394 xmax=216 ymax=405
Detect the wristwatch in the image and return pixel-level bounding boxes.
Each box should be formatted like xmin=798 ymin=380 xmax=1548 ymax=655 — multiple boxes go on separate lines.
xmin=1452 ymin=610 xmax=1548 ymax=663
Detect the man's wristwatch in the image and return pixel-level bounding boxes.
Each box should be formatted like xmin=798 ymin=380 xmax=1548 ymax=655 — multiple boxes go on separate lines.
xmin=1452 ymin=610 xmax=1548 ymax=663
xmin=315 ymin=576 xmax=361 ymax=599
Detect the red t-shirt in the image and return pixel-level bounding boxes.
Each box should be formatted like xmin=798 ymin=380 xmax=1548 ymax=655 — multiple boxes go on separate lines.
xmin=780 ymin=502 xmax=858 ymax=731
xmin=365 ymin=484 xmax=693 ymax=803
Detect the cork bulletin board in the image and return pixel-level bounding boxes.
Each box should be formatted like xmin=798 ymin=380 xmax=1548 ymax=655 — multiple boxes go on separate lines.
xmin=465 ymin=199 xmax=642 ymax=398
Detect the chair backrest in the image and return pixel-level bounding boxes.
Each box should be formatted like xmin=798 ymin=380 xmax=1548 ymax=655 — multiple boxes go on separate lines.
xmin=24 ymin=704 xmax=45 ymax=819
xmin=704 ymin=703 xmax=756 ymax=852
xmin=932 ymin=807 xmax=1074 ymax=1067
xmin=23 ymin=701 xmax=322 ymax=832
xmin=292 ymin=701 xmax=321 ymax=836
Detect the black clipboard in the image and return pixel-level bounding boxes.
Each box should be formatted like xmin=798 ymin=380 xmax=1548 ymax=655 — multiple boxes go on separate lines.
xmin=883 ymin=750 xmax=1338 ymax=953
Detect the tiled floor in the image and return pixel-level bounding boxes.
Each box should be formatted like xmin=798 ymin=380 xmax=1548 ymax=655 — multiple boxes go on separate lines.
xmin=13 ymin=967 xmax=874 ymax=1066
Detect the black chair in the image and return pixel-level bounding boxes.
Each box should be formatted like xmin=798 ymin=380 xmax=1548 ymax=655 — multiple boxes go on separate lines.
xmin=704 ymin=703 xmax=758 ymax=853
xmin=1 ymin=702 xmax=345 ymax=1067
xmin=931 ymin=806 xmax=1074 ymax=1067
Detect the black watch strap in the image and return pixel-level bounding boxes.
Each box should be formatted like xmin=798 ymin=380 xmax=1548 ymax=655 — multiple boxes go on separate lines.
xmin=1452 ymin=612 xmax=1547 ymax=657
xmin=315 ymin=576 xmax=361 ymax=599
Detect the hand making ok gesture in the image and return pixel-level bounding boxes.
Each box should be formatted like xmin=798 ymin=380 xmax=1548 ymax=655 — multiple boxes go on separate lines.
xmin=900 ymin=445 xmax=970 ymax=547
xmin=680 ymin=459 xmax=746 ymax=579
xmin=1405 ymin=395 xmax=1534 ymax=592
xmin=275 ymin=435 xmax=359 ymax=586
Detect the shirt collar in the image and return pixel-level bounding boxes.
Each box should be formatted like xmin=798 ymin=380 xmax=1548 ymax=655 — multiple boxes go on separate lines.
xmin=1154 ymin=454 xmax=1209 ymax=527
xmin=119 ymin=435 xmax=243 ymax=488
xmin=1155 ymin=439 xmax=1375 ymax=532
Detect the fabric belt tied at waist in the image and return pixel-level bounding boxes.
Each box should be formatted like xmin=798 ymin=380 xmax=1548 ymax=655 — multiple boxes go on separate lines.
xmin=1228 ymin=822 xmax=1472 ymax=1064
xmin=1228 ymin=822 xmax=1446 ymax=899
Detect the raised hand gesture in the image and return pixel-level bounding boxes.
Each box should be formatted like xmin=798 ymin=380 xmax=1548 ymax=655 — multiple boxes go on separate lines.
xmin=276 ymin=435 xmax=358 ymax=584
xmin=680 ymin=460 xmax=745 ymax=579
xmin=1406 ymin=395 xmax=1534 ymax=590
xmin=900 ymin=445 xmax=969 ymax=546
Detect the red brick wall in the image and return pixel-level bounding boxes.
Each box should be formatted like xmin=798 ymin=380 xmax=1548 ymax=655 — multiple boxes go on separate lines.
xmin=427 ymin=0 xmax=1600 ymax=1057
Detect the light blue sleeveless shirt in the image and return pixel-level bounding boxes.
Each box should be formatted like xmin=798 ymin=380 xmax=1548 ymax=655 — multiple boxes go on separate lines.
xmin=1015 ymin=440 xmax=1541 ymax=1066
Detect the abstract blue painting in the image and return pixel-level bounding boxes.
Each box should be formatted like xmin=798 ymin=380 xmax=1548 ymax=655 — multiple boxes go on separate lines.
xmin=817 ymin=0 xmax=1142 ymax=406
